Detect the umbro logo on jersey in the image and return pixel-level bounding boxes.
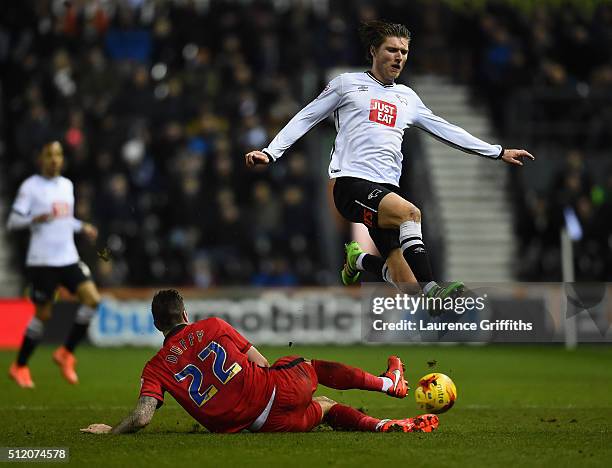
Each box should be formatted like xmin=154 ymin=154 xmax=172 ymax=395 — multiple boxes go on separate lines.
xmin=357 ymin=85 xmax=369 ymax=92
xmin=331 ymin=168 xmax=342 ymax=173
xmin=368 ymin=189 xmax=383 ymax=199
xmin=413 ymin=247 xmax=426 ymax=253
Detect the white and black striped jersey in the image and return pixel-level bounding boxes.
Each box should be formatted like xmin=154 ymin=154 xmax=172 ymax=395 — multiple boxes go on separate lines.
xmin=7 ymin=175 xmax=83 ymax=266
xmin=262 ymin=71 xmax=503 ymax=186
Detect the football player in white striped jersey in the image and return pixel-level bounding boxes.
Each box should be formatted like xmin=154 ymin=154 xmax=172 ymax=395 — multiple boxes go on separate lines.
xmin=7 ymin=141 xmax=102 ymax=388
xmin=245 ymin=20 xmax=533 ymax=305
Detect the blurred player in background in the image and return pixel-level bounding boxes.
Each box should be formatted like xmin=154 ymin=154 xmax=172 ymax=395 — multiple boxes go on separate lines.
xmin=7 ymin=141 xmax=101 ymax=388
xmin=81 ymin=289 xmax=438 ymax=434
xmin=245 ymin=20 xmax=533 ymax=297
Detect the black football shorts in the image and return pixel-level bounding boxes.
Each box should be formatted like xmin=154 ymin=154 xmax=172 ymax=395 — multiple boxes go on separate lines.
xmin=332 ymin=176 xmax=403 ymax=258
xmin=26 ymin=261 xmax=92 ymax=304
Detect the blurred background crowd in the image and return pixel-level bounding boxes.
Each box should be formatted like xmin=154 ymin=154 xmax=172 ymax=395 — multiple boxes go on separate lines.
xmin=1 ymin=0 xmax=611 ymax=287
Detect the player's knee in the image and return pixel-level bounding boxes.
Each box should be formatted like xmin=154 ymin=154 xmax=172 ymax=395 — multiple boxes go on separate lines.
xmin=399 ymin=202 xmax=420 ymax=223
xmin=379 ymin=194 xmax=421 ymax=227
xmin=82 ymin=292 xmax=101 ymax=309
xmin=389 ymin=201 xmax=420 ymax=225
xmin=313 ymin=396 xmax=337 ymax=418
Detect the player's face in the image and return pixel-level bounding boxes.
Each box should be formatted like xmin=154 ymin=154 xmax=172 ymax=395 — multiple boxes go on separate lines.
xmin=40 ymin=142 xmax=64 ymax=177
xmin=371 ymin=36 xmax=409 ymax=84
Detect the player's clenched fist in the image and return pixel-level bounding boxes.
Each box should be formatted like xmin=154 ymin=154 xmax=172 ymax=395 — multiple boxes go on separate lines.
xmin=245 ymin=151 xmax=270 ymax=167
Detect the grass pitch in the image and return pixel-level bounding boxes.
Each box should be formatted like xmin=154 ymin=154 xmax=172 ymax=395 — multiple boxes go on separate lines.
xmin=1 ymin=344 xmax=611 ymax=467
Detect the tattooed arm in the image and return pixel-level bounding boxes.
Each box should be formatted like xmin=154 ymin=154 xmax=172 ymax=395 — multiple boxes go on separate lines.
xmin=111 ymin=396 xmax=157 ymax=434
xmin=80 ymin=396 xmax=158 ymax=435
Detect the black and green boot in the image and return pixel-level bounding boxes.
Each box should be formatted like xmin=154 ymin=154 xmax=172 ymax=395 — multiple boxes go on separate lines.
xmin=425 ymin=281 xmax=465 ymax=316
xmin=340 ymin=241 xmax=364 ymax=285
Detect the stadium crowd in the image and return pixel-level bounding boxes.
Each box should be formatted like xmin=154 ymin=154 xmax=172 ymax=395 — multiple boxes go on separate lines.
xmin=1 ymin=0 xmax=611 ymax=285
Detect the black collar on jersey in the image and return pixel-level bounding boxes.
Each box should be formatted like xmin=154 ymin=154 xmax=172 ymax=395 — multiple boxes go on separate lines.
xmin=365 ymin=71 xmax=395 ymax=88
xmin=163 ymin=323 xmax=188 ymax=345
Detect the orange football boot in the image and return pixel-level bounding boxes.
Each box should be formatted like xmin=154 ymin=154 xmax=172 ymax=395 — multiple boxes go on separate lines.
xmin=381 ymin=355 xmax=409 ymax=398
xmin=52 ymin=346 xmax=79 ymax=384
xmin=379 ymin=414 xmax=439 ymax=433
xmin=9 ymin=363 xmax=35 ymax=389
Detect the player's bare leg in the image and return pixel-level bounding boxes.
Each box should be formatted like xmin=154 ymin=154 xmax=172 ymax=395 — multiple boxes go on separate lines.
xmin=304 ymin=356 xmax=408 ymax=398
xmin=76 ymin=280 xmax=101 ymax=306
xmin=378 ymin=192 xmax=464 ymax=302
xmin=53 ymin=280 xmax=101 ymax=384
xmin=9 ymin=301 xmax=53 ymax=388
xmin=385 ymin=248 xmax=419 ymax=292
xmin=377 ymin=192 xmax=422 ymax=227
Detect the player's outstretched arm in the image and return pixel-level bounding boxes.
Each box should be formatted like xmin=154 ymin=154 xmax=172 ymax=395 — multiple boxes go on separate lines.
xmin=501 ymin=149 xmax=535 ymax=166
xmin=80 ymin=396 xmax=157 ymax=435
xmin=246 ymin=75 xmax=343 ymax=168
xmin=247 ymin=345 xmax=270 ymax=367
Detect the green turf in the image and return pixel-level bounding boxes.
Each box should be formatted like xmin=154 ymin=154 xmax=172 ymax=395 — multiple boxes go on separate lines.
xmin=1 ymin=345 xmax=611 ymax=467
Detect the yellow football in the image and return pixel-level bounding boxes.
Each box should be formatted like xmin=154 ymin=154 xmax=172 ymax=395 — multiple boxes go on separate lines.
xmin=415 ymin=372 xmax=457 ymax=414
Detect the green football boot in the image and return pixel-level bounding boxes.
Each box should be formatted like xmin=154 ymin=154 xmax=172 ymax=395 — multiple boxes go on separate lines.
xmin=425 ymin=281 xmax=465 ymax=316
xmin=340 ymin=241 xmax=364 ymax=285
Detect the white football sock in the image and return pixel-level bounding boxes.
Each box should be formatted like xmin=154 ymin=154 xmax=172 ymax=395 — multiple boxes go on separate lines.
xmin=75 ymin=304 xmax=97 ymax=325
xmin=375 ymin=419 xmax=391 ymax=431
xmin=399 ymin=220 xmax=424 ymax=253
xmin=355 ymin=253 xmax=366 ymax=271
xmin=423 ymin=281 xmax=438 ymax=295
xmin=25 ymin=317 xmax=44 ymax=339
xmin=380 ymin=376 xmax=393 ymax=392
